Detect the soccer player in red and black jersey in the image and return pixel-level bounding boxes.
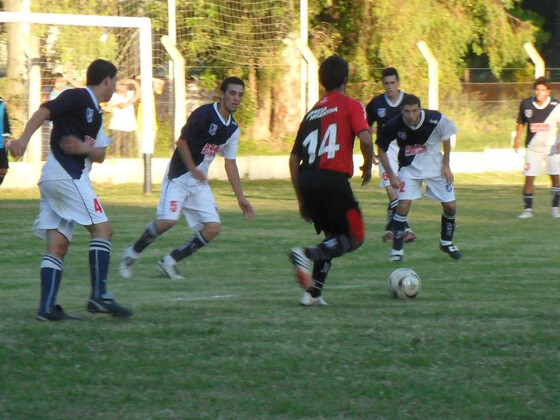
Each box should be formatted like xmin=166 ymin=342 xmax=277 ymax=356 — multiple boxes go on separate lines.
xmin=289 ymin=55 xmax=375 ymax=306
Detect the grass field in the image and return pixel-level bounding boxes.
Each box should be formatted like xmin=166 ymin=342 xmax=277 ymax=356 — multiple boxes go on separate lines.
xmin=1 ymin=173 xmax=559 ymax=419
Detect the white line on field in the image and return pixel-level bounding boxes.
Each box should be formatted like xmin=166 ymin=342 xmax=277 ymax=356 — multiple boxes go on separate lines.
xmin=168 ymin=294 xmax=236 ymax=302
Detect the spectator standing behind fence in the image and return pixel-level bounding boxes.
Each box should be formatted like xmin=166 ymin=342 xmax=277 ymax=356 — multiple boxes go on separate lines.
xmin=513 ymin=77 xmax=560 ymax=219
xmin=134 ymin=74 xmax=163 ymax=157
xmin=105 ymin=79 xmax=140 ymax=157
xmin=0 ymin=95 xmax=12 ymax=186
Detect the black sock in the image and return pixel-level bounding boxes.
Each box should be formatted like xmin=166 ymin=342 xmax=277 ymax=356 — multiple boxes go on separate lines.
xmin=523 ymin=193 xmax=533 ymax=209
xmin=392 ymin=214 xmax=407 ymax=251
xmin=0 ymin=174 xmax=4 ymax=186
xmin=133 ymin=221 xmax=160 ymax=253
xmin=551 ymin=187 xmax=560 ymax=208
xmin=441 ymin=212 xmax=456 ymax=242
xmin=385 ymin=199 xmax=398 ymax=231
xmin=306 ymin=235 xmax=351 ymax=261
xmin=170 ymin=231 xmax=207 ymax=262
xmin=309 ymin=259 xmax=331 ymax=297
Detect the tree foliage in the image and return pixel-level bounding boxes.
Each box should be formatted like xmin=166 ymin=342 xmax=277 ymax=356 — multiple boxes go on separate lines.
xmin=309 ymin=0 xmax=538 ymax=97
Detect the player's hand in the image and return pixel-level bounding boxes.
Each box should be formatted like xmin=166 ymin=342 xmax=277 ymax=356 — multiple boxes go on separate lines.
xmin=190 ymin=168 xmax=207 ymax=183
xmin=238 ymin=198 xmax=255 ymax=220
xmin=360 ymin=165 xmax=372 ymax=186
xmin=389 ymin=173 xmax=400 ymax=190
xmin=513 ymin=139 xmax=520 ymax=153
xmin=60 ymin=135 xmax=88 ymax=155
xmin=8 ymin=138 xmax=27 ymax=158
xmin=372 ymin=154 xmax=378 ymax=165
xmin=442 ymin=165 xmax=454 ymax=184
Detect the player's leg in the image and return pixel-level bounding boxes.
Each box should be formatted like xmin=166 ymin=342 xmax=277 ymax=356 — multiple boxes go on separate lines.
xmin=158 ymin=183 xmax=219 ymax=279
xmin=425 ymin=178 xmax=461 ymax=260
xmin=519 ymin=149 xmax=541 ymax=218
xmin=545 ymin=153 xmax=560 ymax=218
xmin=390 ymin=199 xmax=411 ymax=262
xmin=0 ymin=148 xmax=8 ymax=186
xmin=301 ymin=257 xmax=331 ymax=306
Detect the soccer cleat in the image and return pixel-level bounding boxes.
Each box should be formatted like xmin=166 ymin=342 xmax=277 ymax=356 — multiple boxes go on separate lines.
xmin=381 ymin=231 xmax=393 ymax=242
xmin=552 ymin=207 xmax=560 ymax=218
xmin=36 ymin=305 xmax=81 ymax=321
xmin=118 ymin=246 xmax=138 ymax=279
xmin=517 ymin=208 xmax=533 ymax=219
xmin=87 ymin=293 xmax=132 ymax=317
xmin=289 ymin=248 xmax=314 ymax=290
xmin=390 ymin=249 xmax=404 ymax=262
xmin=404 ymin=229 xmax=417 ymax=243
xmin=440 ymin=244 xmax=462 ymax=260
xmin=156 ymin=258 xmax=185 ymax=280
xmin=301 ymin=291 xmax=328 ymax=306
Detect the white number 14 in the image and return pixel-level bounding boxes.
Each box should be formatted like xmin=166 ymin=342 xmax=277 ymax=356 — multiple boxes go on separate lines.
xmin=302 ymin=123 xmax=339 ymax=164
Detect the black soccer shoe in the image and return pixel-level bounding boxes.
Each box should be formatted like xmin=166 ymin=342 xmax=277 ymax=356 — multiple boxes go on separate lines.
xmin=87 ymin=294 xmax=132 ymax=317
xmin=440 ymin=244 xmax=462 ymax=260
xmin=36 ymin=305 xmax=81 ymax=321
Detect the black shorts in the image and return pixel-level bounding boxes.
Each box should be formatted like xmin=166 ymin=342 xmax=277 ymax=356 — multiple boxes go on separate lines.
xmin=0 ymin=148 xmax=8 ymax=170
xmin=298 ymin=167 xmax=362 ymax=236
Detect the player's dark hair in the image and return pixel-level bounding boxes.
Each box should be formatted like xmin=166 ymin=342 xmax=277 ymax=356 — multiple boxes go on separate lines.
xmin=319 ymin=55 xmax=349 ymax=91
xmin=220 ymin=76 xmax=245 ymax=92
xmin=86 ymin=59 xmax=117 ymax=86
xmin=402 ymin=94 xmax=421 ymax=108
xmin=382 ymin=67 xmax=399 ymax=80
xmin=533 ymin=76 xmax=550 ymax=90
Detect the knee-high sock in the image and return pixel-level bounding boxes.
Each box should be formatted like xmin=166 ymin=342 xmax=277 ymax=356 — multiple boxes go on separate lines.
xmin=551 ymin=187 xmax=560 ymax=208
xmin=392 ymin=214 xmax=407 ymax=251
xmin=89 ymin=239 xmax=111 ymax=299
xmin=39 ymin=254 xmax=63 ymax=314
xmin=385 ymin=199 xmax=398 ymax=231
xmin=170 ymin=231 xmax=207 ymax=262
xmin=309 ymin=259 xmax=332 ymax=298
xmin=306 ymin=235 xmax=351 ymax=261
xmin=523 ymin=193 xmax=533 ymax=209
xmin=133 ymin=221 xmax=160 ymax=253
xmin=441 ymin=212 xmax=456 ymax=243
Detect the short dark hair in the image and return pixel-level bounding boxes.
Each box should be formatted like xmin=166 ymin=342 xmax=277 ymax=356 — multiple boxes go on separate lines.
xmin=220 ymin=76 xmax=244 ymax=92
xmin=86 ymin=59 xmax=117 ymax=86
xmin=319 ymin=55 xmax=349 ymax=91
xmin=533 ymin=76 xmax=550 ymax=90
xmin=382 ymin=67 xmax=399 ymax=80
xmin=402 ymin=94 xmax=421 ymax=108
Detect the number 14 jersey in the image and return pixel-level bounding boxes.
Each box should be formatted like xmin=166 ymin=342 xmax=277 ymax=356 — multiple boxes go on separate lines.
xmin=292 ymin=91 xmax=370 ymax=177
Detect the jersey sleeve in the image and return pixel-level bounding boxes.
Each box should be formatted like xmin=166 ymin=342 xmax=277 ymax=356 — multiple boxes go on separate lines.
xmin=95 ymin=117 xmax=111 ymax=148
xmin=349 ymin=100 xmax=370 ymax=136
xmin=365 ymin=99 xmax=376 ymax=126
xmin=219 ymin=126 xmax=240 ymax=159
xmin=376 ymin=122 xmax=396 ymax=152
xmin=42 ymin=89 xmax=80 ymax=120
xmin=437 ymin=114 xmax=458 ymax=140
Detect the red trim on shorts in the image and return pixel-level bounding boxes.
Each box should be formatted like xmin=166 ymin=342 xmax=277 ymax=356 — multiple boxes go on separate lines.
xmin=347 ymin=208 xmax=365 ymax=242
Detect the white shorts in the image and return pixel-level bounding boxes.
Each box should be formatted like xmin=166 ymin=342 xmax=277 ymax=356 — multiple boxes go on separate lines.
xmin=33 ymin=179 xmax=108 ymax=241
xmin=379 ymin=142 xmax=399 ymax=188
xmin=157 ymin=174 xmax=220 ymax=231
xmin=397 ymin=170 xmax=456 ymax=203
xmin=524 ymin=148 xmax=560 ymax=176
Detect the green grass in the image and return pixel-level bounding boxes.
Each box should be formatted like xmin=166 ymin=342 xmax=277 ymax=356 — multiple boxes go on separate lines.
xmin=1 ymin=173 xmax=559 ymax=419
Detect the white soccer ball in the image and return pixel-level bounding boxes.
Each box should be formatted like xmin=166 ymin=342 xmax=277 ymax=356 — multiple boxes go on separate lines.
xmin=387 ymin=268 xmax=421 ymax=299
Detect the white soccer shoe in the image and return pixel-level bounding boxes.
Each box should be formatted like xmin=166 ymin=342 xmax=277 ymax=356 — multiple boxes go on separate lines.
xmin=118 ymin=246 xmax=138 ymax=279
xmin=552 ymin=207 xmax=560 ymax=218
xmin=289 ymin=248 xmax=313 ymax=290
xmin=301 ymin=291 xmax=328 ymax=306
xmin=156 ymin=256 xmax=185 ymax=280
xmin=517 ymin=209 xmax=533 ymax=219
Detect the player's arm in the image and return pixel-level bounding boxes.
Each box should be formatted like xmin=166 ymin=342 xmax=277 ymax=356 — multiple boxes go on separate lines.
xmin=357 ymin=129 xmax=374 ymax=186
xmin=289 ymin=152 xmax=311 ymax=222
xmin=376 ymin=126 xmax=400 ymax=189
xmin=58 ymin=136 xmax=107 ymax=163
xmin=442 ymin=138 xmax=453 ymax=184
xmin=513 ymin=123 xmax=524 ymax=153
xmin=176 ymin=138 xmax=206 ymax=182
xmin=8 ymin=107 xmax=51 ymax=157
xmin=224 ymin=158 xmax=254 ymax=220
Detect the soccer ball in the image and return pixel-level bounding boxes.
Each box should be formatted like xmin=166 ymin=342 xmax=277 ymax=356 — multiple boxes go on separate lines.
xmin=387 ymin=268 xmax=421 ymax=299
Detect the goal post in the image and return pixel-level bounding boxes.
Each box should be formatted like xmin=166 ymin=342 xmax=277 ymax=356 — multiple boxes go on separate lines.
xmin=0 ymin=11 xmax=155 ymax=191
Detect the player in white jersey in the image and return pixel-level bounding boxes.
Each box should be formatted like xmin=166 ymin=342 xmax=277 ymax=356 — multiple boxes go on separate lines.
xmin=376 ymin=94 xmax=461 ymax=262
xmin=365 ymin=67 xmax=416 ymax=243
xmin=513 ymin=77 xmax=560 ymax=219
xmin=9 ymin=59 xmax=132 ymax=320
xmin=119 ymin=77 xmax=254 ymax=280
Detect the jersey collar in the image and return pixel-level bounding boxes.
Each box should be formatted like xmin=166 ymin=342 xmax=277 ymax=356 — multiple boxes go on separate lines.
xmin=403 ymin=109 xmax=425 ymax=130
xmin=384 ymin=91 xmax=404 ymax=108
xmin=86 ymin=87 xmax=100 ymax=111
xmin=213 ymin=102 xmax=232 ymax=126
xmin=532 ymin=96 xmax=551 ymax=110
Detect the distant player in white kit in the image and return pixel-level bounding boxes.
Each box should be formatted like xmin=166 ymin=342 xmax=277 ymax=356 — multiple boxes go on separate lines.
xmin=365 ymin=67 xmax=416 ymax=243
xmin=9 ymin=59 xmax=132 ymax=320
xmin=119 ymin=77 xmax=254 ymax=280
xmin=376 ymin=94 xmax=461 ymax=262
xmin=513 ymin=77 xmax=560 ymax=219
